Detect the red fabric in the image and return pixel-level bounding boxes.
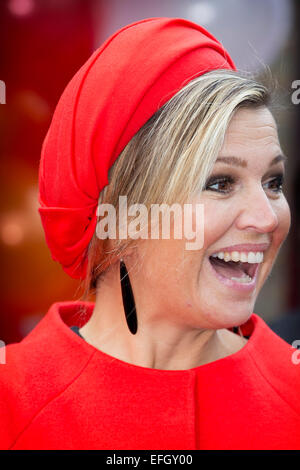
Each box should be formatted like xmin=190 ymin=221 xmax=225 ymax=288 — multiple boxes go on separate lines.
xmin=38 ymin=17 xmax=236 ymax=279
xmin=0 ymin=302 xmax=299 ymax=450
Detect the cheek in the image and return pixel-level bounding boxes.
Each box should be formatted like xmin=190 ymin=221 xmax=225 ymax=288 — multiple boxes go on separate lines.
xmin=257 ymin=199 xmax=291 ymax=290
xmin=273 ymin=198 xmax=291 ymax=244
xmin=141 ymin=238 xmax=191 ymax=291
xmin=202 ymin=200 xmax=233 ymax=245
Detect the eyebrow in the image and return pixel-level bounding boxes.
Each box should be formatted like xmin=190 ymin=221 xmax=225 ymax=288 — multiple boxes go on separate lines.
xmin=216 ymin=154 xmax=287 ymax=168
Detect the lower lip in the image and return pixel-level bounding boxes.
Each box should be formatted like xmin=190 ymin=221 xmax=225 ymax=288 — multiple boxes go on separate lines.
xmin=207 ymin=257 xmax=260 ymax=292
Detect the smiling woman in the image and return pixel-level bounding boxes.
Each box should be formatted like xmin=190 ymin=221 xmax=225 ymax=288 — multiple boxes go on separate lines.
xmin=0 ymin=17 xmax=299 ymax=451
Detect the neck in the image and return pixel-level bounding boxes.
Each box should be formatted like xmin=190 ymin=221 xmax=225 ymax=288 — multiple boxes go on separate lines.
xmin=79 ymin=262 xmax=247 ymax=370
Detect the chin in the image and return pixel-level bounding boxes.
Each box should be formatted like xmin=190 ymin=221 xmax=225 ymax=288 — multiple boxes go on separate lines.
xmin=197 ymin=298 xmax=256 ymax=330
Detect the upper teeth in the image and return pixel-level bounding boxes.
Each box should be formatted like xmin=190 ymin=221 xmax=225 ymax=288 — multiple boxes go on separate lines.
xmin=211 ymin=251 xmax=263 ymax=263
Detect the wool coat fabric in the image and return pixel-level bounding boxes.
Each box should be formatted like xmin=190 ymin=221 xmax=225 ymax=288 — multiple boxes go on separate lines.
xmin=0 ymin=302 xmax=299 ymax=450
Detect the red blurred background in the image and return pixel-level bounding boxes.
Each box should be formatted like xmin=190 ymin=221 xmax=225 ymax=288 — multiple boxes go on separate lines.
xmin=0 ymin=0 xmax=299 ymax=345
xmin=0 ymin=0 xmax=95 ymax=343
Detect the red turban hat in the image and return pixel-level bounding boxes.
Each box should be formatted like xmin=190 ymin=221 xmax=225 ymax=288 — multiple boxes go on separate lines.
xmin=38 ymin=17 xmax=236 ymax=279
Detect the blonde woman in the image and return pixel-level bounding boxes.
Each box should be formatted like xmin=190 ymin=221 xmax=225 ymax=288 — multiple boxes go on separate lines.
xmin=1 ymin=17 xmax=299 ymax=450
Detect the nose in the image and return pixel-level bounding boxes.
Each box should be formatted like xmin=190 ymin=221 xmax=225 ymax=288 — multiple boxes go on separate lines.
xmin=235 ymin=184 xmax=279 ymax=233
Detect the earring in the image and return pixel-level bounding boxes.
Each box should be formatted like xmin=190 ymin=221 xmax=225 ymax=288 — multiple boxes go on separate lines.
xmin=120 ymin=259 xmax=138 ymax=335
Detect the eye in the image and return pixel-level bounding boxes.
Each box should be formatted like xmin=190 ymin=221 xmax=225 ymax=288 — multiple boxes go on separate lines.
xmin=263 ymin=174 xmax=285 ymax=194
xmin=204 ymin=175 xmax=235 ymax=194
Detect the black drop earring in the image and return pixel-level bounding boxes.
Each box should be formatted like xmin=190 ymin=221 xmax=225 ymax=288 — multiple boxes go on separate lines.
xmin=120 ymin=259 xmax=138 ymax=335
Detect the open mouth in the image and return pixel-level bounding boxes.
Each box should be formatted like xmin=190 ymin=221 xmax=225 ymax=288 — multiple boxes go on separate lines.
xmin=208 ymin=256 xmax=258 ymax=283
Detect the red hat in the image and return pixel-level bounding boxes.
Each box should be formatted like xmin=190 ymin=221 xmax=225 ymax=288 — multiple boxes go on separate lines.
xmin=38 ymin=17 xmax=236 ymax=279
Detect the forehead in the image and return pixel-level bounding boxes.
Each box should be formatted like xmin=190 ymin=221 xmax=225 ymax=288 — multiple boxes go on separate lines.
xmin=220 ymin=106 xmax=281 ymax=156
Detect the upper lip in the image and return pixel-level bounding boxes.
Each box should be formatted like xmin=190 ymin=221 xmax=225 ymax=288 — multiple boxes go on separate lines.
xmin=210 ymin=243 xmax=270 ymax=255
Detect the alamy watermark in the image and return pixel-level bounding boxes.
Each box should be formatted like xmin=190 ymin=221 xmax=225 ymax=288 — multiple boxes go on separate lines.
xmin=291 ymin=340 xmax=300 ymax=365
xmin=96 ymin=196 xmax=204 ymax=250
xmin=0 ymin=340 xmax=6 ymax=364
xmin=291 ymin=80 xmax=300 ymax=105
xmin=0 ymin=80 xmax=6 ymax=104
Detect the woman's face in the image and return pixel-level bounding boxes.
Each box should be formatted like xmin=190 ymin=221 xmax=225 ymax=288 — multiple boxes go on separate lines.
xmin=135 ymin=106 xmax=291 ymax=330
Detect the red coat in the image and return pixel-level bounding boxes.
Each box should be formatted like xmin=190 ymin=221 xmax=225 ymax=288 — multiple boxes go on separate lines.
xmin=0 ymin=301 xmax=300 ymax=450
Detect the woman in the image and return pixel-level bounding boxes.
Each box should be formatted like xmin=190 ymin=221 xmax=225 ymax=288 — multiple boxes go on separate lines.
xmin=1 ymin=17 xmax=299 ymax=450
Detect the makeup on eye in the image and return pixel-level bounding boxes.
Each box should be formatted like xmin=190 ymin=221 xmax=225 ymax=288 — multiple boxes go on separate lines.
xmin=204 ymin=174 xmax=235 ymax=193
xmin=263 ymin=173 xmax=285 ymax=193
xmin=204 ymin=171 xmax=285 ymax=194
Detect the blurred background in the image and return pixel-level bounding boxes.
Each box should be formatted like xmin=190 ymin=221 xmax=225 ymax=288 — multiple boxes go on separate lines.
xmin=0 ymin=0 xmax=299 ymax=345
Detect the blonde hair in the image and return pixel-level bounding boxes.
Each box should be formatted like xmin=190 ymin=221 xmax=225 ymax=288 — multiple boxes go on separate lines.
xmin=82 ymin=68 xmax=274 ymax=299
